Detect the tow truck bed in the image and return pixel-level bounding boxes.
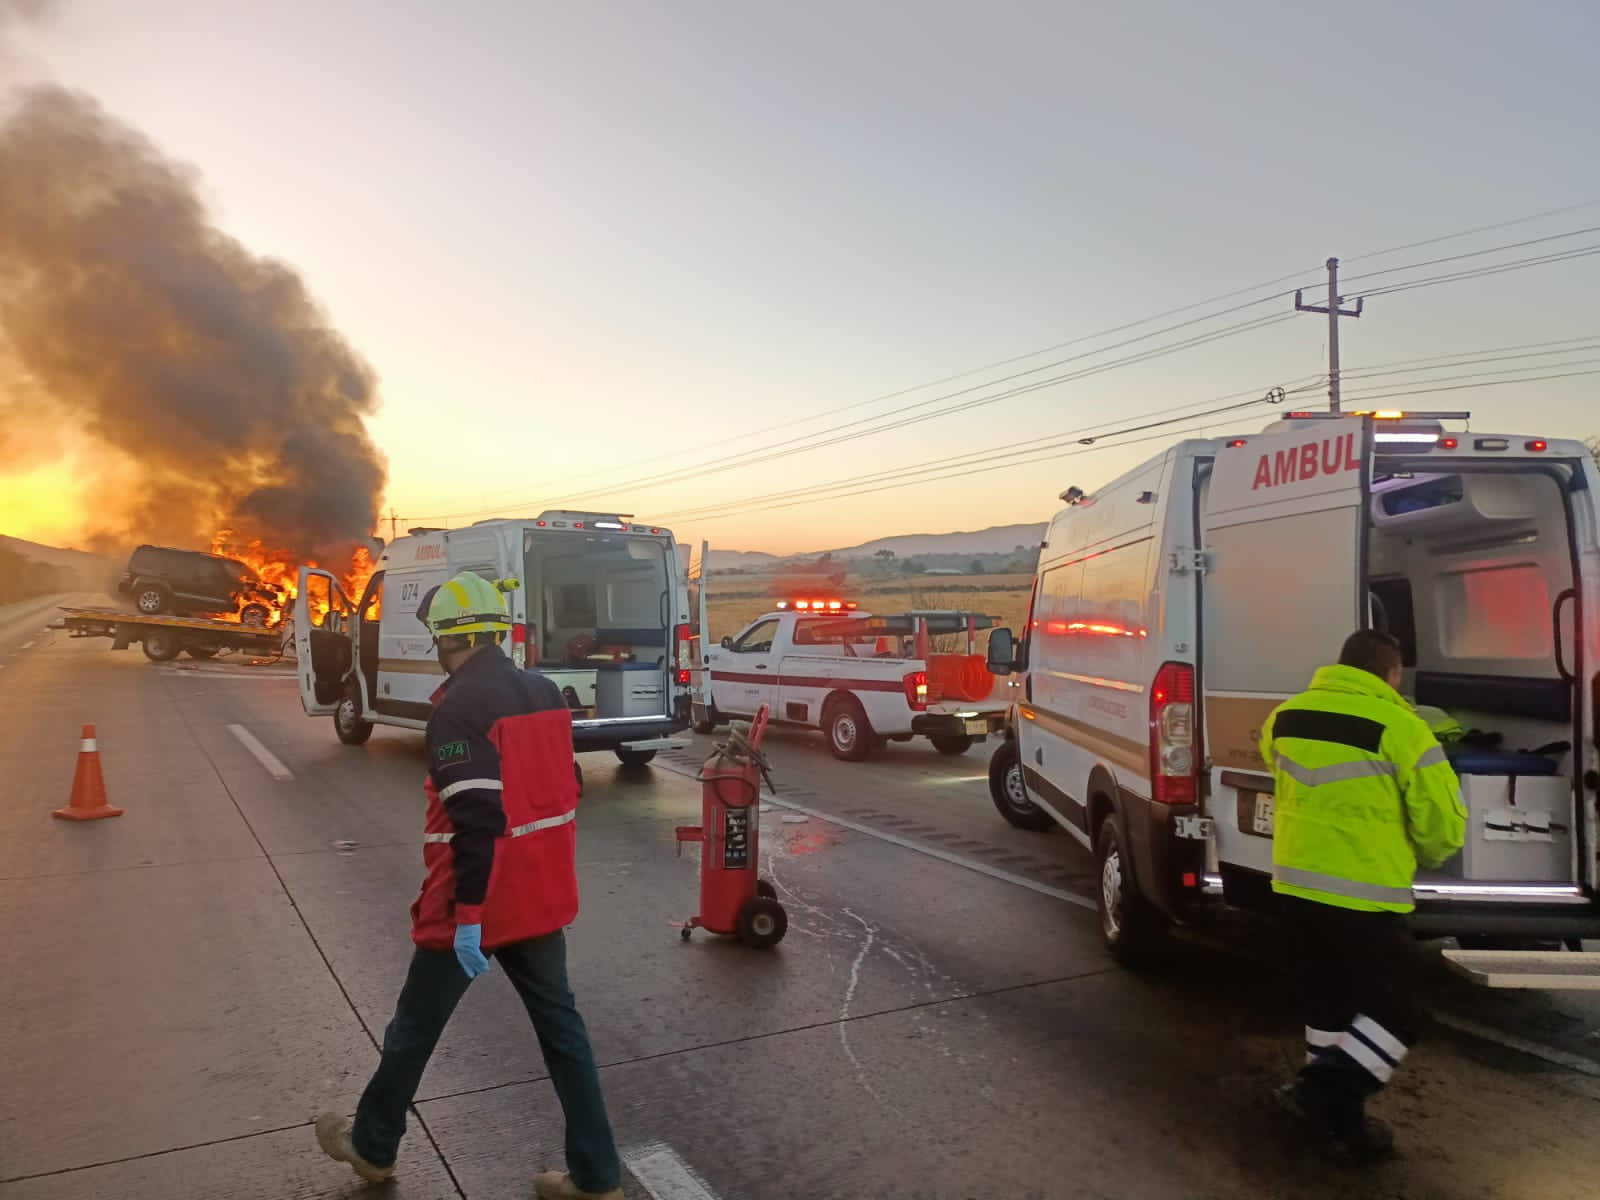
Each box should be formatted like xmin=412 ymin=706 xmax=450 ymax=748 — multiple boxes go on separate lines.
xmin=51 ymin=606 xmax=284 ymax=663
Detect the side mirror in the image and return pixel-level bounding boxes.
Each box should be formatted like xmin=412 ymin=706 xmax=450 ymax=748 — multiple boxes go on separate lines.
xmin=721 ymin=636 xmax=734 ymax=649
xmin=986 ymin=628 xmax=1016 ymax=676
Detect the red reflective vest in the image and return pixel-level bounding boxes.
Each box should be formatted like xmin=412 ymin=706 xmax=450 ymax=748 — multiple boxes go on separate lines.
xmin=410 ymin=705 xmax=580 ymax=951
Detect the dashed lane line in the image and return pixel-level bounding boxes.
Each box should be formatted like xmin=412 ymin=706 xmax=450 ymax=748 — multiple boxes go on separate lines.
xmin=623 ymin=1144 xmax=723 ymax=1200
xmin=227 ymin=724 xmax=294 ymax=781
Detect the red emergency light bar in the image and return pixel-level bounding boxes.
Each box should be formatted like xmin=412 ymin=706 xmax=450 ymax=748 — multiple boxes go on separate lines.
xmin=775 ymin=599 xmax=858 ymax=612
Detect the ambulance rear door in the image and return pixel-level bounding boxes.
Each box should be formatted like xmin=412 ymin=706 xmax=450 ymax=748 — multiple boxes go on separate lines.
xmin=1199 ymin=415 xmax=1375 ymax=877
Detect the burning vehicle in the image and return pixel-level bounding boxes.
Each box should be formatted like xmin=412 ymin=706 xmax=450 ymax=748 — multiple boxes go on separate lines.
xmin=117 ymin=543 xmax=288 ymax=626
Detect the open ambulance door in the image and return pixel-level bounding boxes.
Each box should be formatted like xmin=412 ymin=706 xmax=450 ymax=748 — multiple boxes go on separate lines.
xmin=689 ymin=540 xmax=712 ymax=726
xmin=1199 ymin=417 xmax=1375 ymax=826
xmin=294 ymin=566 xmax=356 ymax=717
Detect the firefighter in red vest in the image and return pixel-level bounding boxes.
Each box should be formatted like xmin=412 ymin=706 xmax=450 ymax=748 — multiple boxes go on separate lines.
xmin=316 ymin=571 xmax=622 ymax=1200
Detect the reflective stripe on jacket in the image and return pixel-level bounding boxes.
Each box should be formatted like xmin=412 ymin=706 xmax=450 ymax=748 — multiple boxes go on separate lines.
xmin=1260 ymin=664 xmax=1466 ymax=914
xmin=411 ymin=647 xmax=581 ymax=951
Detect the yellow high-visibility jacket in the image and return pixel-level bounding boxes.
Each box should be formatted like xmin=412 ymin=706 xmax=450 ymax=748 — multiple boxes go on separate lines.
xmin=1260 ymin=664 xmax=1466 ymax=913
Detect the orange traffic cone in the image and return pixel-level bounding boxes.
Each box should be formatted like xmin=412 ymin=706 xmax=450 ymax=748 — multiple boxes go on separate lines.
xmin=53 ymin=724 xmax=123 ymax=821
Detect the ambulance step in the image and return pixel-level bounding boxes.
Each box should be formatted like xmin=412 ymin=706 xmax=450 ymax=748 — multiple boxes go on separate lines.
xmin=1442 ymin=949 xmax=1600 ymax=990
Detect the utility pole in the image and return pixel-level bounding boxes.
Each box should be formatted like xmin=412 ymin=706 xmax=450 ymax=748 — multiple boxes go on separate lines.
xmin=387 ymin=509 xmax=399 ymax=542
xmin=1295 ymin=257 xmax=1364 ymax=412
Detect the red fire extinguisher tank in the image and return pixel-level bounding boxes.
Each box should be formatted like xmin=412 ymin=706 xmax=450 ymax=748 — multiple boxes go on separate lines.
xmin=675 ymin=705 xmax=787 ymax=948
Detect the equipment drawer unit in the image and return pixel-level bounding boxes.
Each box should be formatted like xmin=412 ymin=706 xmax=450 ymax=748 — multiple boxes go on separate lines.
xmin=595 ymin=662 xmax=664 ymax=719
xmin=1443 ymin=749 xmax=1569 ymax=882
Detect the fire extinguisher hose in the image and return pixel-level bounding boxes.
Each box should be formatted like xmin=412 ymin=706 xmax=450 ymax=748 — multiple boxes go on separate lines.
xmin=713 ymin=720 xmax=777 ymax=795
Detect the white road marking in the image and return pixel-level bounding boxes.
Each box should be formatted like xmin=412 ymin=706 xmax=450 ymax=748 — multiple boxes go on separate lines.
xmin=664 ymin=759 xmax=1600 ymax=1081
xmin=228 ymin=724 xmax=294 ymax=781
xmin=624 ymin=1144 xmax=722 ymax=1200
xmin=761 ymin=793 xmax=1097 ymax=912
xmin=19 ymin=640 xmax=34 ymax=649
xmin=1432 ymin=1012 xmax=1600 ymax=1079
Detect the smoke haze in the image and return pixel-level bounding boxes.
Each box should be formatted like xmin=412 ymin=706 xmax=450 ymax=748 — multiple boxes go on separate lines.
xmin=0 ymin=75 xmax=388 ymax=559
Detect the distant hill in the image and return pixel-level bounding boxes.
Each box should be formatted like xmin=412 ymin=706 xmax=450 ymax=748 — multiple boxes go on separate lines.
xmin=810 ymin=523 xmax=1046 ymax=560
xmin=0 ymin=534 xmax=119 ymax=602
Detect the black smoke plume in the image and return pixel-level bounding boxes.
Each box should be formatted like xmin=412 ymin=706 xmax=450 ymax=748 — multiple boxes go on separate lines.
xmin=0 ymin=82 xmax=387 ymax=558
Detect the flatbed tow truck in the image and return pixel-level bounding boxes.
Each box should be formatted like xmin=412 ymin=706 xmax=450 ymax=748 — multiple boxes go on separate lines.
xmin=50 ymin=606 xmax=286 ymax=663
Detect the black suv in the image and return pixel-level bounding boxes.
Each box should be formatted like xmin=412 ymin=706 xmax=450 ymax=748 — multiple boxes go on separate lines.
xmin=117 ymin=545 xmax=283 ymax=626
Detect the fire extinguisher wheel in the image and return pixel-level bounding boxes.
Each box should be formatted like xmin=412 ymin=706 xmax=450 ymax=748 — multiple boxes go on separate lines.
xmin=756 ymin=879 xmax=777 ymax=900
xmin=736 ymin=896 xmax=788 ymax=949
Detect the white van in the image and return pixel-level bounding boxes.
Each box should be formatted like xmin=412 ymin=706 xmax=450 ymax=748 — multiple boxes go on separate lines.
xmin=985 ymin=410 xmax=1600 ymax=983
xmin=294 ymin=511 xmax=694 ymax=765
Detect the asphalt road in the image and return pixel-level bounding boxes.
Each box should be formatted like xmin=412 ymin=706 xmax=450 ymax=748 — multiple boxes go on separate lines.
xmin=5 ymin=633 xmax=1600 ymax=1199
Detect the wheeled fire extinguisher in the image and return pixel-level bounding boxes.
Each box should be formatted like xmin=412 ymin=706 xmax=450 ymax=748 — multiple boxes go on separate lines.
xmin=675 ymin=704 xmax=787 ymax=949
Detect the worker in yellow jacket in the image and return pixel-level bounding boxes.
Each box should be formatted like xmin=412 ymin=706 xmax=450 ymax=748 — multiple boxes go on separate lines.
xmin=1260 ymin=629 xmax=1466 ymax=1162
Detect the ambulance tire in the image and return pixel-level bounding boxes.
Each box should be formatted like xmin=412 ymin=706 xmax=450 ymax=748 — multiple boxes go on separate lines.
xmin=930 ymin=734 xmax=973 ymax=756
xmin=736 ymin=896 xmax=788 ymax=949
xmin=989 ymin=741 xmax=1054 ymax=832
xmin=334 ymin=688 xmax=374 ymax=746
xmin=823 ymin=696 xmax=873 ymax=761
xmin=142 ymin=630 xmax=182 ymax=662
xmin=1095 ymin=815 xmax=1168 ymax=968
xmin=615 ymin=747 xmax=657 ymax=767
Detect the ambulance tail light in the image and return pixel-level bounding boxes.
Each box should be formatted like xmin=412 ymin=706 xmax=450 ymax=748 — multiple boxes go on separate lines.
xmin=903 ymin=669 xmax=928 ymax=712
xmin=673 ymin=623 xmax=692 ymax=687
xmin=511 ymin=622 xmax=529 ymax=669
xmin=1149 ymin=662 xmax=1196 ymax=805
xmin=1527 ymin=439 xmax=1548 ymax=452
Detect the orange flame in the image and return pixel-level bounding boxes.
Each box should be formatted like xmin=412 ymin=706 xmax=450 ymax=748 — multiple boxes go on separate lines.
xmin=208 ymin=532 xmax=377 ymax=626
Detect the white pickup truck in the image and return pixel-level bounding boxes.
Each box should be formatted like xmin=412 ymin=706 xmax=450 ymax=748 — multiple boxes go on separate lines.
xmin=692 ymin=605 xmax=1011 ymax=760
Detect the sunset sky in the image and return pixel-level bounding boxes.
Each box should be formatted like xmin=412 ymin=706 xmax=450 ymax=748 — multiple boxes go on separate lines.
xmin=3 ymin=1 xmax=1599 ymax=556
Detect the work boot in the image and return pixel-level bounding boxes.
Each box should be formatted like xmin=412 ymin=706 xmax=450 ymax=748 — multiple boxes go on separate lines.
xmin=314 ymin=1112 xmax=395 ymax=1184
xmin=534 ymin=1168 xmax=623 ymax=1199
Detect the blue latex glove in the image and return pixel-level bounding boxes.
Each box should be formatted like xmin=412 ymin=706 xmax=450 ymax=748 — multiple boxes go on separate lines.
xmin=453 ymin=924 xmax=491 ymax=979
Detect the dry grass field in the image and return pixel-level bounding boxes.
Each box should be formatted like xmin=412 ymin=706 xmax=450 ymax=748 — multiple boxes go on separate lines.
xmin=702 ymin=572 xmax=1034 ymax=643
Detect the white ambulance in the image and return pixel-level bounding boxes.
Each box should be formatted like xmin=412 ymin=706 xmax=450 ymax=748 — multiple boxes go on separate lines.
xmin=293 ymin=512 xmax=694 ymax=766
xmin=985 ymin=410 xmax=1600 ymax=987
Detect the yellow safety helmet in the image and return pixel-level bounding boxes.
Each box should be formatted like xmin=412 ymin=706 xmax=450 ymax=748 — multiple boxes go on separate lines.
xmin=418 ymin=571 xmax=515 ymax=638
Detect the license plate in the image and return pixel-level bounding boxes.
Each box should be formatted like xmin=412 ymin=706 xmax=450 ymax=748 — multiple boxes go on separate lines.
xmin=965 ymin=718 xmax=989 ymax=735
xmin=1252 ymin=793 xmax=1275 ymax=835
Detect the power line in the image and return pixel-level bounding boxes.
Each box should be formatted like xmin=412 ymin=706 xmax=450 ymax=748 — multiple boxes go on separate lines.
xmin=686 ymin=366 xmax=1600 ymax=527
xmin=652 ymin=385 xmax=1311 ymax=521
xmin=1340 ymin=224 xmax=1600 ymax=286
xmin=1341 ymin=199 xmax=1600 ymax=264
xmin=1351 ymin=245 xmax=1600 ymax=300
xmin=662 ymin=351 xmax=1594 ymax=522
xmin=395 ymin=202 xmax=1600 ymax=523
xmin=402 ymin=309 xmax=1300 ymax=522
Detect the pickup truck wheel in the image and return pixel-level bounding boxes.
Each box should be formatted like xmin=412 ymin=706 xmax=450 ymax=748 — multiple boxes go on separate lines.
xmin=141 ymin=629 xmax=182 ymax=661
xmin=135 ymin=585 xmax=170 ymax=615
xmin=930 ymin=734 xmax=973 ymax=756
xmin=823 ymin=696 xmax=873 ymax=762
xmin=989 ymin=741 xmax=1054 ymax=832
xmin=335 ymin=691 xmax=374 ymax=746
xmin=615 ymin=747 xmax=657 ymax=767
xmin=1096 ymin=816 xmax=1168 ymax=967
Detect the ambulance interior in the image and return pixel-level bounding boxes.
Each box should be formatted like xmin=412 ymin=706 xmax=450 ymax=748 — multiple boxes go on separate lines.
xmin=1365 ymin=464 xmax=1585 ymax=888
xmin=522 ymin=531 xmax=673 ymax=719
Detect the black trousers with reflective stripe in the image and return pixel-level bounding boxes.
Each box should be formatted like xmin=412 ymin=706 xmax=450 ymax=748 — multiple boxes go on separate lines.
xmin=1282 ymin=895 xmax=1425 ymax=1123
